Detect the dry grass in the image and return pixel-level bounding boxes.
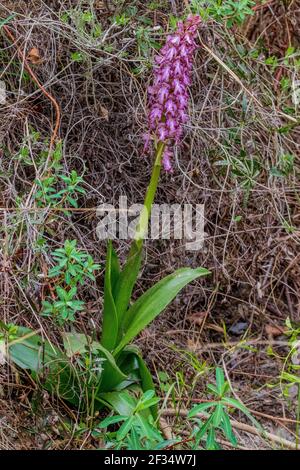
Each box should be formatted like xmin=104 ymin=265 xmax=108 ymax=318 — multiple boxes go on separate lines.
xmin=0 ymin=0 xmax=300 ymax=449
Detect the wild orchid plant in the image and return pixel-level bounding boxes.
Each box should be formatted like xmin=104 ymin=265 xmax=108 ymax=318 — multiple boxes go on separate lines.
xmin=1 ymin=16 xmax=209 ymax=417
xmin=145 ymin=14 xmax=201 ymax=172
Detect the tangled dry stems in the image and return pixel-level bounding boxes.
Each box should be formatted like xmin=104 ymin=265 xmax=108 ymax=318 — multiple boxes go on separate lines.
xmin=0 ymin=0 xmax=300 ymax=449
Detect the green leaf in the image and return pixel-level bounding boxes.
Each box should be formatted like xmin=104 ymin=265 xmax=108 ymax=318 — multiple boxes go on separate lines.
xmin=56 ymin=286 xmax=67 ymax=300
xmin=135 ymin=413 xmax=161 ymax=441
xmin=134 ymin=356 xmax=155 ymax=395
xmin=62 ymin=332 xmax=88 ymax=357
xmin=117 ymin=345 xmax=156 ymax=415
xmin=127 ymin=427 xmax=143 ymax=450
xmin=71 ymin=51 xmax=84 ymax=62
xmin=139 ymin=397 xmax=160 ymax=410
xmin=140 ymin=389 xmax=155 ymax=402
xmin=101 ymin=241 xmax=119 ymax=351
xmin=114 ymin=244 xmax=143 ymax=326
xmin=9 ymin=328 xmax=60 ymax=371
xmin=110 ymin=244 xmax=120 ymax=297
xmin=101 ymin=390 xmax=136 ymax=415
xmin=270 ymin=167 xmax=284 ymax=178
xmin=213 ymin=402 xmax=223 ymax=427
xmin=98 ymin=415 xmax=127 ymax=428
xmin=216 ymin=367 xmax=225 ymax=395
xmin=68 ymin=300 xmax=84 ymax=311
xmin=115 ymin=346 xmax=157 ymax=416
xmin=116 ymin=416 xmax=134 ymax=441
xmin=188 ymin=401 xmax=217 ymax=418
xmin=221 ymin=397 xmax=263 ymax=431
xmin=207 ymin=383 xmax=219 ymax=395
xmin=221 ymin=411 xmax=237 ymax=446
xmin=206 ymin=427 xmax=216 ymax=450
xmin=0 ymin=15 xmax=15 ymax=29
xmin=8 ymin=327 xmax=81 ymax=405
xmin=95 ymin=355 xmax=127 ymax=393
xmin=67 ymin=196 xmax=78 ymax=208
xmin=115 ymin=267 xmax=210 ymax=355
xmin=195 ymin=413 xmax=214 ymax=440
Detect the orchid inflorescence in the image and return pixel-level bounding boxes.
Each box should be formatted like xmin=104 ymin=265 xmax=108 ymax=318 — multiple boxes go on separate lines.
xmin=145 ymin=15 xmax=201 ymax=172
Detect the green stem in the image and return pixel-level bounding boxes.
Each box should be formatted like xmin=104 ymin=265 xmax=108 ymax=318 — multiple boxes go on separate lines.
xmin=113 ymin=142 xmax=165 ymax=327
xmin=133 ymin=141 xmax=165 ymax=250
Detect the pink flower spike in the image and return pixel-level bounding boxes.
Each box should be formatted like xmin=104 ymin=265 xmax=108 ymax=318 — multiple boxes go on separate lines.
xmin=143 ymin=133 xmax=151 ymax=152
xmin=182 ymin=74 xmax=191 ymax=86
xmin=174 ymin=60 xmax=182 ymax=76
xmin=185 ymin=33 xmax=194 ymax=45
xmin=158 ymin=85 xmax=169 ymax=104
xmin=177 ymin=93 xmax=187 ymax=109
xmin=161 ymin=65 xmax=171 ymax=81
xmin=163 ymin=148 xmax=173 ymax=172
xmin=154 ymin=55 xmax=163 ymax=65
xmin=179 ymin=110 xmax=188 ymax=123
xmin=173 ymin=79 xmax=184 ymax=95
xmin=145 ymin=15 xmax=200 ymax=171
xmin=166 ymin=46 xmax=177 ymax=61
xmin=158 ymin=125 xmax=168 ymax=142
xmin=166 ymin=117 xmax=177 ymax=133
xmin=170 ymin=34 xmax=181 ymax=45
xmin=154 ymin=74 xmax=163 ymax=86
xmin=175 ymin=127 xmax=183 ymax=143
xmin=150 ymin=107 xmax=162 ymax=122
xmin=165 ymin=99 xmax=176 ymax=114
xmin=177 ymin=21 xmax=184 ymax=33
xmin=180 ymin=44 xmax=188 ymax=57
xmin=148 ymin=85 xmax=156 ymax=95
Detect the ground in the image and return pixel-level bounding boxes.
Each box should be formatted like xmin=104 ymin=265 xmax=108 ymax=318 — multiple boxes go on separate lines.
xmin=0 ymin=0 xmax=300 ymax=450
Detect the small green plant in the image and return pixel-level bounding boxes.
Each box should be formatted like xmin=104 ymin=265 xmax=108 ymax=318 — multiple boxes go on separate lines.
xmin=42 ymin=286 xmax=85 ymax=324
xmin=190 ymin=0 xmax=255 ymax=27
xmin=136 ymin=25 xmax=161 ymax=59
xmin=149 ymin=1 xmax=165 ymax=10
xmin=35 ymin=170 xmax=85 ymax=209
xmin=61 ymin=7 xmax=102 ymax=41
xmin=280 ymin=320 xmax=300 ymax=393
xmin=270 ymin=153 xmax=295 ymax=178
xmin=188 ymin=368 xmax=258 ymax=449
xmin=265 ymin=320 xmax=300 ymax=448
xmin=158 ymin=371 xmax=173 ymax=394
xmin=17 ymin=136 xmax=86 ymax=210
xmin=3 ymin=201 xmax=209 ymax=418
xmin=111 ymin=5 xmax=140 ymax=27
xmin=96 ymin=390 xmax=172 ymax=450
xmin=113 ymin=12 xmax=131 ymax=26
xmin=265 ymin=55 xmax=279 ymax=70
xmin=48 ymin=239 xmax=100 ymax=286
xmin=15 ymin=128 xmax=41 ymax=165
xmin=280 ymin=76 xmax=291 ymax=92
xmin=282 ymin=219 xmax=296 ymax=234
xmin=14 ymin=129 xmax=63 ymax=170
xmin=215 ymin=148 xmax=261 ymax=202
xmin=41 ymin=240 xmax=100 ymax=324
xmin=70 ymin=51 xmax=84 ymax=63
xmin=283 ymin=46 xmax=300 ymax=68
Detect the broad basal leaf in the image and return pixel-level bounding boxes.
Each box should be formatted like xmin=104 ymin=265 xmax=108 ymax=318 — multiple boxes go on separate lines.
xmin=114 ymin=241 xmax=143 ymax=325
xmin=100 ymin=390 xmax=137 ymax=415
xmin=115 ymin=267 xmax=210 ymax=355
xmin=8 ymin=327 xmax=80 ymax=405
xmin=101 ymin=241 xmax=119 ymax=351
